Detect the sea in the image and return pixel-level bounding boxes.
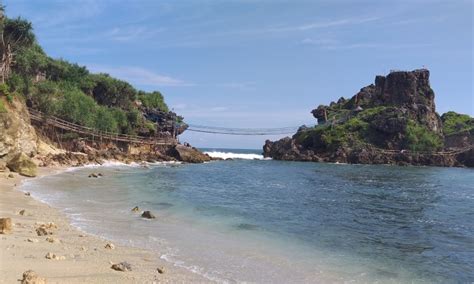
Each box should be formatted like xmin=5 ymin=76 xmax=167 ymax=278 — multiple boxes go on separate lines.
xmin=20 ymin=148 xmax=474 ymax=283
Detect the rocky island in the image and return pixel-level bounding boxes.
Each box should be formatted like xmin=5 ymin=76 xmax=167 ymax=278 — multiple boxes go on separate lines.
xmin=263 ymin=69 xmax=473 ymax=167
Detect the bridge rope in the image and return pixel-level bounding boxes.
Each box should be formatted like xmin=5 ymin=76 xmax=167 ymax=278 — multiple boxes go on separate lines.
xmin=28 ymin=108 xmax=177 ymax=145
xmin=184 ymin=124 xmax=313 ymax=135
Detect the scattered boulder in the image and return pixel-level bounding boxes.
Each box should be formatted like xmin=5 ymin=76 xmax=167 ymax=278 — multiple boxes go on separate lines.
xmin=36 ymin=227 xmax=50 ymax=236
xmin=46 ymin=237 xmax=59 ymax=243
xmin=141 ymin=211 xmax=156 ymax=219
xmin=8 ymin=173 xmax=14 ymax=178
xmin=27 ymin=238 xmax=39 ymax=243
xmin=88 ymin=173 xmax=98 ymax=178
xmin=104 ymin=243 xmax=115 ymax=249
xmin=168 ymin=145 xmax=211 ymax=163
xmin=131 ymin=206 xmax=140 ymax=213
xmin=0 ymin=162 xmax=7 ymax=172
xmin=45 ymin=252 xmax=65 ymax=260
xmin=35 ymin=223 xmax=56 ymax=236
xmin=20 ymin=270 xmax=46 ymax=284
xmin=19 ymin=209 xmax=26 ymax=216
xmin=24 ymin=192 xmax=31 ymax=196
xmin=6 ymin=152 xmax=37 ymax=177
xmin=111 ymin=261 xmax=132 ymax=272
xmin=157 ymin=267 xmax=165 ymax=274
xmin=0 ymin=218 xmax=12 ymax=234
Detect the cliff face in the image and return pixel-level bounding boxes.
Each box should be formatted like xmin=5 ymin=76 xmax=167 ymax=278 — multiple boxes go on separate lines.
xmin=263 ymin=69 xmax=473 ymax=167
xmin=0 ymin=97 xmax=38 ymax=162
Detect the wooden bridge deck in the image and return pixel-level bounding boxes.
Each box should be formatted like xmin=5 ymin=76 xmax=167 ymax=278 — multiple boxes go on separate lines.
xmin=28 ymin=108 xmax=177 ymax=145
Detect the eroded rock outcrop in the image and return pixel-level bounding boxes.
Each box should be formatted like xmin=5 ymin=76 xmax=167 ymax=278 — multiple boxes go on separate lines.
xmin=0 ymin=97 xmax=38 ymax=162
xmin=264 ymin=69 xmax=473 ymax=167
xmin=7 ymin=152 xmax=37 ymax=177
xmin=168 ymin=144 xmax=211 ymax=163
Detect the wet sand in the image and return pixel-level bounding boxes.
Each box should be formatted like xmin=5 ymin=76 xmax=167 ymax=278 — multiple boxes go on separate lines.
xmin=0 ymin=167 xmax=209 ymax=283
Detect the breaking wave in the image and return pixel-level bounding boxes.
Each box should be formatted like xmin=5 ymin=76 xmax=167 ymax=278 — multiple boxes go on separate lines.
xmin=204 ymin=151 xmax=270 ymax=160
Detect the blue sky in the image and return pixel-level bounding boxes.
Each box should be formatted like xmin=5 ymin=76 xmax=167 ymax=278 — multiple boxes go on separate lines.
xmin=4 ymin=0 xmax=473 ymax=149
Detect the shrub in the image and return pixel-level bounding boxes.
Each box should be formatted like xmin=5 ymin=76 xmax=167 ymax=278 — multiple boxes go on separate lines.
xmin=0 ymin=100 xmax=7 ymax=113
xmin=0 ymin=83 xmax=10 ymax=96
xmin=344 ymin=117 xmax=369 ymax=132
xmin=405 ymin=120 xmax=442 ymax=152
xmin=94 ymin=107 xmax=118 ymax=133
xmin=138 ymin=91 xmax=169 ymax=112
xmin=441 ymin=111 xmax=474 ymax=136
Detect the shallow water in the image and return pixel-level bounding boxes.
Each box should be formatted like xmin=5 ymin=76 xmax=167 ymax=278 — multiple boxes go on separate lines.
xmin=21 ymin=150 xmax=474 ymax=283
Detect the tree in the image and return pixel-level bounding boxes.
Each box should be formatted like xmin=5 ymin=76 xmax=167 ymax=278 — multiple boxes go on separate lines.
xmin=11 ymin=44 xmax=48 ymax=95
xmin=91 ymin=73 xmax=137 ymax=109
xmin=0 ymin=12 xmax=36 ymax=83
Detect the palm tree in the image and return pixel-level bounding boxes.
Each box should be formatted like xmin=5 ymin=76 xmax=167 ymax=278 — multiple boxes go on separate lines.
xmin=0 ymin=7 xmax=35 ymax=83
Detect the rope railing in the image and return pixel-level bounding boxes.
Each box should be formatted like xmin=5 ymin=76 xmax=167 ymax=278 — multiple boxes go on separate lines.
xmin=28 ymin=108 xmax=177 ymax=145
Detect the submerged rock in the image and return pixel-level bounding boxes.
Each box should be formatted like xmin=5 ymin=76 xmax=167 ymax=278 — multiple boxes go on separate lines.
xmin=131 ymin=206 xmax=140 ymax=213
xmin=141 ymin=211 xmax=156 ymax=219
xmin=0 ymin=218 xmax=12 ymax=234
xmin=111 ymin=261 xmax=132 ymax=272
xmin=7 ymin=152 xmax=37 ymax=177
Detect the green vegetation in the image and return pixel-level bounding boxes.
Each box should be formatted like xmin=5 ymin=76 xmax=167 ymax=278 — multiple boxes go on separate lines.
xmin=358 ymin=106 xmax=387 ymax=119
xmin=0 ymin=99 xmax=6 ymax=113
xmin=441 ymin=111 xmax=474 ymax=136
xmin=138 ymin=91 xmax=168 ymax=112
xmin=405 ymin=120 xmax=442 ymax=152
xmin=0 ymin=7 xmax=173 ymax=135
xmin=294 ymin=117 xmax=370 ymax=150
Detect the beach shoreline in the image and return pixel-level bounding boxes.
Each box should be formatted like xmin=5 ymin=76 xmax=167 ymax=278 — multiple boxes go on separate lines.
xmin=0 ymin=165 xmax=208 ymax=284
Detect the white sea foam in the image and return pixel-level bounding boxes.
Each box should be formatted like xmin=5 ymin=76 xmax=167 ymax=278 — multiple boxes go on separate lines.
xmin=204 ymin=151 xmax=271 ymax=160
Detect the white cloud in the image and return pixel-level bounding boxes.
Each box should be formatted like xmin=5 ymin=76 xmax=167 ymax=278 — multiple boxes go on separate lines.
xmin=106 ymin=26 xmax=165 ymax=42
xmin=214 ymin=82 xmax=257 ymax=91
xmin=263 ymin=16 xmax=380 ymax=33
xmin=301 ymin=38 xmax=339 ymax=46
xmin=300 ymin=39 xmax=432 ymax=50
xmin=210 ymin=106 xmax=229 ymax=112
xmin=87 ymin=65 xmax=191 ymax=87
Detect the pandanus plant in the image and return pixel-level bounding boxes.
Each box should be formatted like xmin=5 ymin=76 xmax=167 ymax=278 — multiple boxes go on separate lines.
xmin=0 ymin=6 xmax=35 ymax=83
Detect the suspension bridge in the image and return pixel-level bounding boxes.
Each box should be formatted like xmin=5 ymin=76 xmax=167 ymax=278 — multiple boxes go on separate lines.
xmin=28 ymin=108 xmax=305 ymax=145
xmin=27 ymin=109 xmax=472 ymax=157
xmin=184 ymin=124 xmax=307 ymax=135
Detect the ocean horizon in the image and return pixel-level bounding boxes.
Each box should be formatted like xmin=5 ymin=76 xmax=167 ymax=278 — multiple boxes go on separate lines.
xmin=20 ymin=149 xmax=474 ymax=283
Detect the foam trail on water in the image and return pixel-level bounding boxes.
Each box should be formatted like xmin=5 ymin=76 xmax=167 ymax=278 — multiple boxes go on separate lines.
xmin=204 ymin=151 xmax=270 ymax=160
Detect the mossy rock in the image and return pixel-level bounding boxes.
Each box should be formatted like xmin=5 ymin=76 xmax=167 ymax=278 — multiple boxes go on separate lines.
xmin=7 ymin=152 xmax=37 ymax=177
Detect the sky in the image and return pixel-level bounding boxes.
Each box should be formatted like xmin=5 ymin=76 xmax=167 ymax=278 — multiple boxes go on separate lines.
xmin=4 ymin=0 xmax=473 ymax=149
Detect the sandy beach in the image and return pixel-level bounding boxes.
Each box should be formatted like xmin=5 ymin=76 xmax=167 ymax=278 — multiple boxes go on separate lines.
xmin=0 ymin=166 xmax=209 ymax=284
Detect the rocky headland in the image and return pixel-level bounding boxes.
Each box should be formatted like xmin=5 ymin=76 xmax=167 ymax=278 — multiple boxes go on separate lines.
xmin=263 ymin=69 xmax=473 ymax=167
xmin=0 ymin=95 xmax=211 ymax=178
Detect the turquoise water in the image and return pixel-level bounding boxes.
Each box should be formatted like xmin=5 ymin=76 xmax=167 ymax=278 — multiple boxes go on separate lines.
xmin=21 ymin=149 xmax=474 ymax=283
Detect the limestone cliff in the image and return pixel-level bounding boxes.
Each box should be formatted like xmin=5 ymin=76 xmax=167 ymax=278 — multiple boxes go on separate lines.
xmin=263 ymin=69 xmax=473 ymax=167
xmin=0 ymin=97 xmax=38 ymax=162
